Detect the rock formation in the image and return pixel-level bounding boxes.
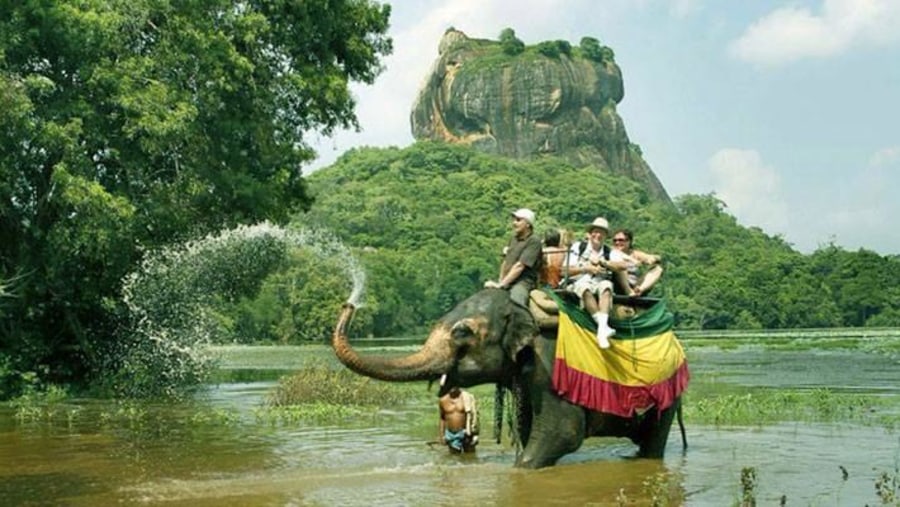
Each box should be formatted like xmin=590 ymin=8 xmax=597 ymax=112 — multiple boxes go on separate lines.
xmin=411 ymin=29 xmax=670 ymax=203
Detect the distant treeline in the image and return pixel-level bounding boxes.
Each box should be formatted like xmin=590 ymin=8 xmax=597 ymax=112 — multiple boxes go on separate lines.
xmin=219 ymin=141 xmax=900 ymax=343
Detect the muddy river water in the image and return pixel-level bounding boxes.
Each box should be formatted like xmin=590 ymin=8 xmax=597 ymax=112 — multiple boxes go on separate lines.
xmin=1 ymin=343 xmax=898 ymax=506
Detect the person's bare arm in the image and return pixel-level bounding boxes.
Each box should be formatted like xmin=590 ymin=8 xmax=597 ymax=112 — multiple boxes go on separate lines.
xmin=498 ymin=258 xmax=510 ymax=279
xmin=497 ymin=262 xmax=524 ymax=288
xmin=633 ymin=249 xmax=661 ymax=266
xmin=438 ymin=402 xmax=446 ymax=441
xmin=603 ymin=257 xmax=627 ymax=272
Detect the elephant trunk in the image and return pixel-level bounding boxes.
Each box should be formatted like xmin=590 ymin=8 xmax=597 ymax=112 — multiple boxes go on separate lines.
xmin=332 ymin=303 xmax=453 ymax=382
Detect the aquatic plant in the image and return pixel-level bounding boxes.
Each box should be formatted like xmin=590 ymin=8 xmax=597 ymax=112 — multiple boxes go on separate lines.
xmin=266 ymin=365 xmax=411 ymax=408
xmin=643 ymin=471 xmax=681 ymax=507
xmin=739 ymin=466 xmax=757 ymax=507
xmin=9 ymin=371 xmax=70 ymax=423
xmin=257 ymin=365 xmax=429 ymax=423
xmin=253 ymin=402 xmax=364 ymax=423
xmin=685 ymin=388 xmax=898 ymax=427
xmin=875 ymin=466 xmax=899 ymax=504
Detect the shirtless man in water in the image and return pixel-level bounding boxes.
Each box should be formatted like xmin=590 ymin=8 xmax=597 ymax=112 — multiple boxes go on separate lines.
xmin=438 ymin=384 xmax=478 ymax=453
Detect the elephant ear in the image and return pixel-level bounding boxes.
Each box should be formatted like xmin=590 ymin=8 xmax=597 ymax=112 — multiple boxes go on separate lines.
xmin=502 ymin=300 xmax=538 ymax=362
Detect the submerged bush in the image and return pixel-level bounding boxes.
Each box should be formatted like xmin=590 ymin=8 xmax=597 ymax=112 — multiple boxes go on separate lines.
xmin=266 ymin=366 xmax=410 ymax=408
xmin=686 ymin=388 xmax=895 ymax=426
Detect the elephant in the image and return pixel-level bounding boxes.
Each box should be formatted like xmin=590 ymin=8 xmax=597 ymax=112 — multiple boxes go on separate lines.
xmin=332 ymin=287 xmax=687 ymax=469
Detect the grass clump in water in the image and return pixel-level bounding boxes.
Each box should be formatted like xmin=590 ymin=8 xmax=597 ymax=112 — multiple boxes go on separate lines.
xmin=685 ymin=388 xmax=898 ymax=427
xmin=262 ymin=366 xmax=416 ymax=421
xmin=875 ymin=466 xmax=899 ymax=504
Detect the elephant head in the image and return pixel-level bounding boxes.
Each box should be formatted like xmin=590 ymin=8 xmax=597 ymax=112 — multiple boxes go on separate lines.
xmin=332 ymin=288 xmax=538 ymax=394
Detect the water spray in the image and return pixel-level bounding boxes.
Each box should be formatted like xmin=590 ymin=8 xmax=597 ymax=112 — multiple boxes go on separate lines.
xmin=119 ymin=221 xmax=367 ymax=396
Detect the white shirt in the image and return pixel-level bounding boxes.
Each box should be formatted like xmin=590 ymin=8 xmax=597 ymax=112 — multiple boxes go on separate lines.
xmin=566 ymin=241 xmax=624 ymax=281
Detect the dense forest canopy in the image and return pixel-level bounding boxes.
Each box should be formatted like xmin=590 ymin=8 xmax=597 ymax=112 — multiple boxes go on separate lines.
xmin=0 ymin=0 xmax=392 ymax=397
xmin=276 ymin=142 xmax=900 ymax=339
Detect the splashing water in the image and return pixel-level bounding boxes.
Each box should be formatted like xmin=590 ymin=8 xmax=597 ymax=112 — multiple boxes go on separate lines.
xmin=195 ymin=222 xmax=368 ymax=306
xmin=116 ymin=222 xmax=366 ymax=397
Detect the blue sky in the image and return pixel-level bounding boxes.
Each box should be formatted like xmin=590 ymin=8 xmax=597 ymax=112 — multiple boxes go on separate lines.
xmin=307 ymin=0 xmax=900 ymax=255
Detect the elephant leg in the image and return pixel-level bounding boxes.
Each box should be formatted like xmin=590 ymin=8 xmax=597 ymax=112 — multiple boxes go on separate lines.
xmin=515 ymin=393 xmax=585 ymax=469
xmin=636 ymin=397 xmax=680 ymax=458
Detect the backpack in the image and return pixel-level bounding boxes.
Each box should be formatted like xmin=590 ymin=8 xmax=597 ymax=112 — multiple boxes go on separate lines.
xmin=572 ymin=240 xmax=611 ymax=262
xmin=560 ymin=241 xmax=611 ymax=287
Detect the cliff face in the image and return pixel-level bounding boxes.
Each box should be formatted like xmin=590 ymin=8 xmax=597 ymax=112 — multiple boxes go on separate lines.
xmin=410 ymin=29 xmax=670 ymax=203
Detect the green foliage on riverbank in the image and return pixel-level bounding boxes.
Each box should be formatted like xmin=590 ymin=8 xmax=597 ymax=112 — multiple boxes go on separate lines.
xmin=0 ymin=1 xmax=392 ymax=398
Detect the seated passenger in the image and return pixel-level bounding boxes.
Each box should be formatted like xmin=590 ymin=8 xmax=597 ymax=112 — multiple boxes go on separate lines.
xmin=484 ymin=208 xmax=543 ymax=308
xmin=611 ymin=228 xmax=663 ymax=297
xmin=564 ymin=217 xmax=626 ymax=348
xmin=539 ymin=229 xmax=569 ymax=289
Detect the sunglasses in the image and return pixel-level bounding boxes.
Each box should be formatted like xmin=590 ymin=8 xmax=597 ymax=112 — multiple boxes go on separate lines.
xmin=612 ymin=238 xmax=628 ymax=243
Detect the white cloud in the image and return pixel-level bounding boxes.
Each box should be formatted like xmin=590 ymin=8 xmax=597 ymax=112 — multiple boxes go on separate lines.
xmin=709 ymin=148 xmax=788 ymax=233
xmin=816 ymin=157 xmax=898 ymax=251
xmin=729 ymin=0 xmax=900 ymax=66
xmin=785 ymin=149 xmax=899 ymax=252
xmin=870 ymin=146 xmax=900 ymax=167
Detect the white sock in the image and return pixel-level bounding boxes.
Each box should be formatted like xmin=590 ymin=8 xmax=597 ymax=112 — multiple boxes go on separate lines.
xmin=592 ymin=312 xmax=614 ymax=349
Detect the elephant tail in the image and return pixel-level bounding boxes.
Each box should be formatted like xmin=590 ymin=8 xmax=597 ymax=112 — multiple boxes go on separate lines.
xmin=677 ymin=401 xmax=688 ymax=452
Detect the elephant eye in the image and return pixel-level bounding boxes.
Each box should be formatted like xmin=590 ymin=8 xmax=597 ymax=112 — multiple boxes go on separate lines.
xmin=450 ymin=321 xmax=476 ymax=342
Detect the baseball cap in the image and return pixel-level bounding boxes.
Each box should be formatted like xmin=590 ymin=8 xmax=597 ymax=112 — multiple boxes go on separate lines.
xmin=511 ymin=208 xmax=535 ymax=226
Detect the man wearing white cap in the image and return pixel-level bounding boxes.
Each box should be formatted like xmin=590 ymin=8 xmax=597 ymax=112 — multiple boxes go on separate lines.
xmin=563 ymin=217 xmax=624 ymax=348
xmin=484 ymin=208 xmax=543 ymax=307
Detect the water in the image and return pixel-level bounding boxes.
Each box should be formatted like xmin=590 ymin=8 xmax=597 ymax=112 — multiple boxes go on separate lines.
xmin=114 ymin=222 xmax=368 ymax=398
xmin=2 ymin=344 xmax=898 ymax=506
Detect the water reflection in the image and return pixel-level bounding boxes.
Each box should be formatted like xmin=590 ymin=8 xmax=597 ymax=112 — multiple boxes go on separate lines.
xmin=1 ymin=346 xmax=899 ymax=506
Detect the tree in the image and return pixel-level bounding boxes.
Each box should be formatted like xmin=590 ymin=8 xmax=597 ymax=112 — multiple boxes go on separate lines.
xmin=536 ymin=41 xmax=560 ymax=58
xmin=0 ymin=0 xmax=392 ymax=397
xmin=554 ymin=40 xmax=572 ymax=57
xmin=580 ymin=37 xmax=603 ymax=62
xmin=499 ymin=27 xmax=525 ymax=56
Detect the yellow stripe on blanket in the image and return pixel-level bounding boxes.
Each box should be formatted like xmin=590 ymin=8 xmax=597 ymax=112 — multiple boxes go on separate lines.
xmin=555 ymin=311 xmax=686 ymax=387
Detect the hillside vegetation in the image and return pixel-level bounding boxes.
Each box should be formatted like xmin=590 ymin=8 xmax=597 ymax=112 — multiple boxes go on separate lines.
xmin=220 ymin=141 xmax=900 ymax=342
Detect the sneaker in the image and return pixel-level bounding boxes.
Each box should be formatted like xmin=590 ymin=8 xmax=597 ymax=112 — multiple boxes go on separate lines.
xmin=596 ymin=326 xmax=615 ymax=349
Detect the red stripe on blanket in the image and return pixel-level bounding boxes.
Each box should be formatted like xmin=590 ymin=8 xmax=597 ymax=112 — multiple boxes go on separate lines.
xmin=551 ymin=359 xmax=690 ymax=418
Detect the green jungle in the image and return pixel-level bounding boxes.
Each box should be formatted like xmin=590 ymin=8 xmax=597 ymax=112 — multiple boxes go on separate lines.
xmin=2 ymin=2 xmax=900 ymax=403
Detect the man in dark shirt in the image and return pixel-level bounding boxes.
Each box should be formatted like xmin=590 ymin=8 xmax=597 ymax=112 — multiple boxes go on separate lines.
xmin=484 ymin=208 xmax=543 ymax=307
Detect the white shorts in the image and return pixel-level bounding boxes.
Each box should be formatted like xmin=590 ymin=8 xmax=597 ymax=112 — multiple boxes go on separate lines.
xmin=566 ymin=276 xmax=613 ymax=304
